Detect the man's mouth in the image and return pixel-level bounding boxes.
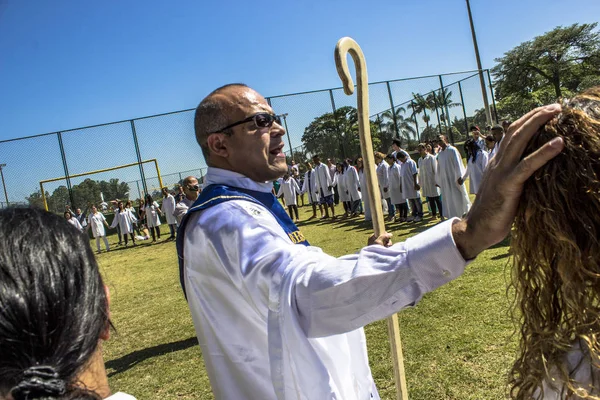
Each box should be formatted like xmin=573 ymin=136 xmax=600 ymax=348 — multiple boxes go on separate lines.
xmin=269 ymin=144 xmax=285 ymax=157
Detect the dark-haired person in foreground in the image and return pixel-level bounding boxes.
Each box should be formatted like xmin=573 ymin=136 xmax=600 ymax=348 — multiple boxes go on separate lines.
xmin=177 ymin=83 xmax=564 ymax=399
xmin=0 ymin=208 xmax=134 ymax=400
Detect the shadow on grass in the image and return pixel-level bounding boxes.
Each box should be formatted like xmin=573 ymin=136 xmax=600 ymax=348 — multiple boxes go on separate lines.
xmin=106 ymin=337 xmax=198 ymax=377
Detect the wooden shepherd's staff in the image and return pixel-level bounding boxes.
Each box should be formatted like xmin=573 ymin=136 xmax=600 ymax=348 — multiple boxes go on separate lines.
xmin=334 ymin=37 xmax=409 ymax=400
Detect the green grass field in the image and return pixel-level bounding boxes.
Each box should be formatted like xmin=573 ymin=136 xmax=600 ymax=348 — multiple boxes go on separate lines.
xmin=99 ymin=198 xmax=517 ymax=399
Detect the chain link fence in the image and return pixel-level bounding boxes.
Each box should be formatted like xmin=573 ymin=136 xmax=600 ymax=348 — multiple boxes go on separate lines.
xmin=0 ymin=69 xmax=496 ymax=213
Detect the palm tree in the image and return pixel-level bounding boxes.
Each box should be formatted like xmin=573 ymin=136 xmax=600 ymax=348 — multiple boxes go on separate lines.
xmin=433 ymin=88 xmax=461 ymax=129
xmin=381 ymin=106 xmax=416 ymax=144
xmin=408 ymin=93 xmax=431 ymax=130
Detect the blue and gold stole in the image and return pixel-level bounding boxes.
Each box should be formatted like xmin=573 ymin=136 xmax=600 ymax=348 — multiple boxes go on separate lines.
xmin=176 ymin=184 xmax=309 ymax=298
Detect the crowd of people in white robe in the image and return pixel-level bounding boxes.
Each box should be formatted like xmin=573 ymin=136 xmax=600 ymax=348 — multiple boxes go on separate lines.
xmin=275 ymin=124 xmax=505 ymax=224
xmin=60 ymin=175 xmax=202 ymax=253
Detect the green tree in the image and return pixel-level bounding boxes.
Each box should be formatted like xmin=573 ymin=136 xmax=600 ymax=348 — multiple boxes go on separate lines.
xmin=432 ymin=88 xmax=461 ymax=130
xmin=408 ymin=93 xmax=432 ymax=130
xmin=72 ymin=178 xmax=101 ymax=208
xmin=26 ymin=190 xmax=49 ymax=209
xmin=381 ymin=106 xmax=417 ymax=144
xmin=302 ymin=106 xmax=359 ymax=160
xmin=493 ymin=23 xmax=600 ymax=118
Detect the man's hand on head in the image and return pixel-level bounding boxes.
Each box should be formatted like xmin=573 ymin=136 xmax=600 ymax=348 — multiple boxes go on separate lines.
xmin=452 ymin=104 xmax=564 ymax=260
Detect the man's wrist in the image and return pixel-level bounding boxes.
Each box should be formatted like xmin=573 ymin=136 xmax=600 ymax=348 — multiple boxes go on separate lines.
xmin=451 ymin=219 xmax=481 ymax=261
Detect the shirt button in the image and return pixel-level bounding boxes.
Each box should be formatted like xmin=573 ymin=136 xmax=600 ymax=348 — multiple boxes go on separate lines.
xmin=442 ymin=269 xmax=451 ymax=277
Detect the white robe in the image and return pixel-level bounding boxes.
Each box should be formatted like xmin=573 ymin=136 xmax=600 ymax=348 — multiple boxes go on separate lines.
xmin=174 ymin=197 xmax=195 ymax=225
xmin=436 ymin=145 xmax=471 ymax=218
xmin=161 ymin=194 xmax=177 ymax=225
xmin=400 ymin=158 xmax=420 ymax=200
xmin=182 ymin=167 xmax=467 ymax=400
xmin=387 ymin=162 xmax=403 ymax=205
xmin=344 ymin=166 xmax=361 ymax=202
xmin=314 ymin=163 xmax=333 ymax=197
xmin=277 ymin=178 xmax=301 ymax=206
xmin=301 ymin=169 xmax=320 ymax=204
xmin=418 ymin=154 xmax=439 ymax=198
xmin=67 ymin=217 xmax=83 ymax=232
xmin=376 ymin=161 xmax=390 ymax=200
xmin=358 ymin=169 xmax=371 ymax=221
xmin=462 ymin=150 xmax=489 ymax=194
xmin=87 ymin=212 xmax=107 ymax=238
xmin=110 ymin=209 xmax=138 ymax=234
xmin=143 ymin=201 xmax=162 ymax=227
xmin=333 ymin=172 xmax=350 ymax=202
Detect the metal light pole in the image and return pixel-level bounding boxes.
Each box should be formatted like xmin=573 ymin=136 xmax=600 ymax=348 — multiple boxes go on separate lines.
xmin=281 ymin=113 xmax=294 ymax=162
xmin=0 ymin=164 xmax=9 ymax=207
xmin=466 ymin=0 xmax=493 ymax=125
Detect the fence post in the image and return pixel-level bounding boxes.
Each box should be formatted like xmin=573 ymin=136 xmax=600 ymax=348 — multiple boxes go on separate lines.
xmin=431 ymin=94 xmax=443 ymax=136
xmin=458 ymin=81 xmax=469 ymax=139
xmin=486 ymin=69 xmax=499 ymax=123
xmin=57 ymin=132 xmax=75 ymax=210
xmin=386 ymin=81 xmax=400 ymax=140
xmin=130 ymin=120 xmax=148 ymax=196
xmin=410 ymin=100 xmax=420 ymax=140
xmin=329 ymin=89 xmax=346 ymax=159
xmin=136 ymin=181 xmax=142 ymax=200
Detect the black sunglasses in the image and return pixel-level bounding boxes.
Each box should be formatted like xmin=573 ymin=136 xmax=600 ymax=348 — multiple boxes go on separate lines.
xmin=211 ymin=113 xmax=282 ymax=134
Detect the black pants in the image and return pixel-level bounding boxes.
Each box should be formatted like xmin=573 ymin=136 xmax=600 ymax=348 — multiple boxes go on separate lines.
xmin=124 ymin=233 xmax=135 ymax=245
xmin=150 ymin=226 xmax=161 ymax=241
xmin=396 ymin=202 xmax=409 ymax=218
xmin=168 ymin=224 xmax=176 ymax=238
xmin=427 ymin=196 xmax=443 ymax=217
xmin=288 ymin=205 xmax=299 ymax=220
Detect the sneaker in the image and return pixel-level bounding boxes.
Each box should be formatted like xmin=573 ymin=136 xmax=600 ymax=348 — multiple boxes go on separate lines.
xmin=414 ymin=216 xmax=422 ymax=222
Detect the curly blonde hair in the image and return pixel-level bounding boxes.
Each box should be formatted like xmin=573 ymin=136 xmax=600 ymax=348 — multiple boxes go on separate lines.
xmin=510 ymin=86 xmax=600 ymax=399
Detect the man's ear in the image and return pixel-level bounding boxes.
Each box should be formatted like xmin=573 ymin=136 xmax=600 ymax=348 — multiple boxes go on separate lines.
xmin=101 ymin=285 xmax=111 ymax=341
xmin=207 ymin=133 xmax=230 ymax=158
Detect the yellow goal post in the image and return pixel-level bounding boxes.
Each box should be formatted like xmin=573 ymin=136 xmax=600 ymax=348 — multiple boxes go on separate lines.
xmin=39 ymin=159 xmax=163 ymax=211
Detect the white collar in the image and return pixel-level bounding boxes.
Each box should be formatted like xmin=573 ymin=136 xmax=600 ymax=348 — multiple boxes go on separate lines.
xmin=205 ymin=167 xmax=274 ymax=193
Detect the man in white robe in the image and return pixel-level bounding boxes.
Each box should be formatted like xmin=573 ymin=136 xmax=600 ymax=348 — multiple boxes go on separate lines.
xmin=489 ymin=124 xmax=505 ymax=159
xmin=436 ymin=135 xmax=471 ymax=218
xmin=161 ymin=187 xmax=177 ymax=240
xmin=180 ymin=83 xmax=564 ymax=400
xmin=301 ymin=162 xmax=322 ymax=220
xmin=174 ymin=176 xmax=200 ymax=225
xmin=417 ymin=143 xmax=444 ymax=220
xmin=312 ymin=155 xmax=335 ymax=219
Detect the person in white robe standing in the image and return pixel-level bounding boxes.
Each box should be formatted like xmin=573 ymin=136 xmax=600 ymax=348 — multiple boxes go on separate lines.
xmin=276 ymin=174 xmax=301 ymax=221
xmin=436 ymin=135 xmax=471 ymax=218
xmin=142 ymin=194 xmax=162 ymax=242
xmin=180 ymin=84 xmax=563 ymax=400
xmin=375 ymin=152 xmax=394 ymax=221
xmin=301 ymin=161 xmax=322 ymax=220
xmin=312 ymin=155 xmax=335 ymax=219
xmin=344 ymin=159 xmax=362 ymax=217
xmin=333 ymin=163 xmax=350 ymax=218
xmin=385 ymin=154 xmax=404 ymax=222
xmin=161 ymin=187 xmax=177 ymax=240
xmin=174 ymin=176 xmax=201 ymax=225
xmin=110 ymin=201 xmax=137 ymax=246
xmin=489 ymin=124 xmax=505 ymax=160
xmin=459 ymin=138 xmax=489 ymax=195
xmin=87 ymin=205 xmax=110 ymax=253
xmin=417 ymin=143 xmax=444 ymax=220
xmin=64 ymin=211 xmax=83 ymax=232
xmin=356 ymin=157 xmax=372 ymax=222
xmin=397 ymin=152 xmax=423 ymax=222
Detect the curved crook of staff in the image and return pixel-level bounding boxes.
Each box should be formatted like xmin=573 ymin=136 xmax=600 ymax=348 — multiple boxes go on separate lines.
xmin=334 ymin=37 xmax=409 ymax=400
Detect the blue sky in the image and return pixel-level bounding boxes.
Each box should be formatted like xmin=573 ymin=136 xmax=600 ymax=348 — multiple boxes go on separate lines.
xmin=0 ymin=0 xmax=598 ymax=203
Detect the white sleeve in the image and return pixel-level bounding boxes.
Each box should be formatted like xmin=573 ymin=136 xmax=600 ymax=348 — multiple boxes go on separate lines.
xmin=185 ymin=201 xmax=467 ymax=339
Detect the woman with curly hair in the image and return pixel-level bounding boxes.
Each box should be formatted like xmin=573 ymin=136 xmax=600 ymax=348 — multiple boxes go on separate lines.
xmin=510 ymin=86 xmax=600 ymax=399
